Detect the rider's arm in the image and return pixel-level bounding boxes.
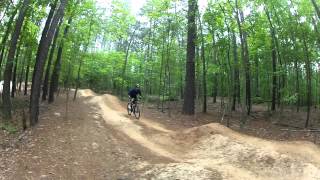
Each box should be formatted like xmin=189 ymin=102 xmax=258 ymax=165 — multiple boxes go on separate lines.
xmin=138 ymin=89 xmax=142 ymax=97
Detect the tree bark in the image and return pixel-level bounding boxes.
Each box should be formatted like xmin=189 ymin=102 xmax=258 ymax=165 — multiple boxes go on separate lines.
xmin=11 ymin=43 xmax=22 ymax=98
xmin=182 ymin=0 xmax=197 ymax=115
xmin=30 ymin=0 xmax=67 ymax=126
xmin=232 ymin=31 xmax=240 ymax=111
xmin=271 ymin=40 xmax=277 ymax=111
xmin=48 ymin=17 xmax=72 ymax=103
xmin=18 ymin=53 xmax=26 ymax=93
xmin=0 ymin=6 xmax=18 ymax=74
xmin=234 ymin=0 xmax=251 ymax=115
xmin=198 ymin=10 xmax=207 ymax=113
xmin=311 ymin=0 xmax=320 ymax=19
xmin=265 ymin=7 xmax=277 ymax=111
xmin=2 ymin=0 xmax=29 ymax=120
xmin=42 ymin=19 xmax=62 ymax=101
xmin=211 ymin=33 xmax=218 ymax=103
xmin=74 ymin=17 xmax=93 ymax=101
xmin=24 ymin=49 xmax=32 ymax=95
xmin=120 ymin=30 xmax=135 ymax=99
xmin=303 ymin=37 xmax=312 ymax=128
xmin=73 ymin=59 xmax=82 ymax=101
xmin=157 ymin=30 xmax=166 ymax=109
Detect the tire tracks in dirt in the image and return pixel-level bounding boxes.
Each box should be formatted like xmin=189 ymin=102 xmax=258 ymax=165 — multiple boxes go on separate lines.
xmin=81 ymin=90 xmax=320 ymax=180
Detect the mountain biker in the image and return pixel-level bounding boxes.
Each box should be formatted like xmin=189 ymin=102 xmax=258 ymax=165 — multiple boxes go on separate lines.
xmin=128 ymin=84 xmax=142 ymax=105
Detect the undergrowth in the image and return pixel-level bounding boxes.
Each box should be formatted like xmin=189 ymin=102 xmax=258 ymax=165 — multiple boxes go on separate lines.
xmin=0 ymin=122 xmax=18 ymax=134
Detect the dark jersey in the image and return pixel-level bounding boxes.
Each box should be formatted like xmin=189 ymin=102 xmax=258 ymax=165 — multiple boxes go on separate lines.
xmin=128 ymin=88 xmax=141 ymax=98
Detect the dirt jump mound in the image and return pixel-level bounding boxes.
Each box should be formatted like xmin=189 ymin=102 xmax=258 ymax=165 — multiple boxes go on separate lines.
xmin=85 ymin=93 xmax=320 ymax=180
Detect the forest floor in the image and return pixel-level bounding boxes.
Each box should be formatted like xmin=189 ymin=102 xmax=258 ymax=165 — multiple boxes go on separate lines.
xmin=1 ymin=90 xmax=320 ymax=180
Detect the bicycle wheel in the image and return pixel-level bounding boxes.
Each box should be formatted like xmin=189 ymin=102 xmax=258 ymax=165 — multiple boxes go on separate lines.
xmin=134 ymin=104 xmax=140 ymax=119
xmin=127 ymin=103 xmax=132 ymax=115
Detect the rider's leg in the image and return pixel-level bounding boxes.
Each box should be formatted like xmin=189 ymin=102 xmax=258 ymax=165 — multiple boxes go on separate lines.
xmin=133 ymin=97 xmax=137 ymax=113
xmin=129 ymin=97 xmax=133 ymax=112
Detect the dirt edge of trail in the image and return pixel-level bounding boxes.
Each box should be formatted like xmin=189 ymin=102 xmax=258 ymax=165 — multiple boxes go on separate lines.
xmin=80 ymin=89 xmax=320 ymax=180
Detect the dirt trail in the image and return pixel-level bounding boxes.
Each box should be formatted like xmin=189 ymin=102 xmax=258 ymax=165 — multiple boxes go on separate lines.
xmin=2 ymin=90 xmax=320 ymax=180
xmin=80 ymin=90 xmax=320 ymax=180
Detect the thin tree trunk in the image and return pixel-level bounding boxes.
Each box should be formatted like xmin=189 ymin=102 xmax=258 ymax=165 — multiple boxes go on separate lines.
xmin=198 ymin=11 xmax=207 ymax=113
xmin=220 ymin=5 xmax=233 ymax=112
xmin=24 ymin=50 xmax=31 ymax=95
xmin=0 ymin=6 xmax=18 ymax=75
xmin=48 ymin=17 xmax=72 ymax=103
xmin=65 ymin=61 xmax=72 ymax=120
xmin=212 ymin=34 xmax=218 ymax=103
xmin=271 ymin=40 xmax=277 ymax=111
xmin=164 ymin=19 xmax=172 ymax=113
xmin=73 ymin=59 xmax=82 ymax=101
xmin=312 ymin=17 xmax=320 ymax=48
xmin=30 ymin=0 xmax=67 ymax=125
xmin=2 ymin=0 xmax=29 ymax=120
xmin=311 ymin=0 xmax=320 ymax=19
xmin=265 ymin=7 xmax=277 ymax=111
xmin=74 ymin=17 xmax=93 ymax=101
xmin=158 ymin=32 xmax=166 ymax=109
xmin=271 ymin=6 xmax=285 ymax=109
xmin=254 ymin=57 xmax=259 ymax=97
xmin=18 ymin=47 xmax=27 ymax=93
xmin=234 ymin=0 xmax=251 ymax=115
xmin=303 ymin=37 xmax=312 ymax=128
xmin=120 ymin=31 xmax=135 ymax=99
xmin=232 ymin=31 xmax=240 ymax=111
xmin=11 ymin=43 xmax=22 ymax=98
xmin=42 ymin=19 xmax=62 ymax=101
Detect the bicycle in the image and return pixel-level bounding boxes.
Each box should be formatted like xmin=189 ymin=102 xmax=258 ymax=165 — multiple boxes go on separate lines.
xmin=127 ymin=97 xmax=141 ymax=119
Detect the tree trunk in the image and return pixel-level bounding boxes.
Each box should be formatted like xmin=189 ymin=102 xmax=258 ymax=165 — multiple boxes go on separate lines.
xmin=24 ymin=50 xmax=32 ymax=96
xmin=158 ymin=32 xmax=166 ymax=109
xmin=198 ymin=11 xmax=207 ymax=113
xmin=48 ymin=17 xmax=72 ymax=104
xmin=30 ymin=0 xmax=67 ymax=126
xmin=74 ymin=17 xmax=93 ymax=101
xmin=18 ymin=47 xmax=28 ymax=93
xmin=2 ymin=0 xmax=29 ymax=120
xmin=271 ymin=40 xmax=277 ymax=111
xmin=232 ymin=31 xmax=240 ymax=111
xmin=212 ymin=34 xmax=218 ymax=103
xmin=235 ymin=0 xmax=251 ymax=115
xmin=182 ymin=0 xmax=197 ymax=115
xmin=65 ymin=61 xmax=72 ymax=120
xmin=164 ymin=19 xmax=172 ymax=113
xmin=0 ymin=6 xmax=18 ymax=75
xmin=42 ymin=20 xmax=61 ymax=101
xmin=11 ymin=44 xmax=22 ymax=98
xmin=265 ymin=7 xmax=277 ymax=111
xmin=254 ymin=57 xmax=259 ymax=97
xmin=312 ymin=17 xmax=320 ymax=48
xmin=73 ymin=59 xmax=82 ymax=101
xmin=120 ymin=31 xmax=135 ymax=99
xmin=311 ymin=0 xmax=320 ymax=19
xmin=303 ymin=37 xmax=312 ymax=128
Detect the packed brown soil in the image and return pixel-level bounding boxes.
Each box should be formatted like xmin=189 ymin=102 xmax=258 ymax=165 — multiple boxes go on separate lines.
xmin=1 ymin=90 xmax=320 ymax=179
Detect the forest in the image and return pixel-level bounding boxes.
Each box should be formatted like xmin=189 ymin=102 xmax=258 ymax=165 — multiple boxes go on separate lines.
xmin=1 ymin=0 xmax=320 ymax=179
xmin=1 ymin=0 xmax=320 ymax=128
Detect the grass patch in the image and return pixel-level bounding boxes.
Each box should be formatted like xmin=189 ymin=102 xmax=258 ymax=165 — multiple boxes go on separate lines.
xmin=0 ymin=122 xmax=18 ymax=134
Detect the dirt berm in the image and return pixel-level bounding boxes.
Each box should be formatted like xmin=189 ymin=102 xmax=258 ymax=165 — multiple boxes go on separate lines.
xmin=81 ymin=90 xmax=320 ymax=180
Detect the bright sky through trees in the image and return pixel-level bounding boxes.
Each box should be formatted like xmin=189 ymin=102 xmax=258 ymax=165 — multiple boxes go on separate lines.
xmin=96 ymin=0 xmax=209 ymax=15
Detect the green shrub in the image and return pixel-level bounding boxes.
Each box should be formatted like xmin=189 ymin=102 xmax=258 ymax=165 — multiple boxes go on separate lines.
xmin=0 ymin=123 xmax=18 ymax=134
xmin=252 ymin=96 xmax=265 ymax=104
